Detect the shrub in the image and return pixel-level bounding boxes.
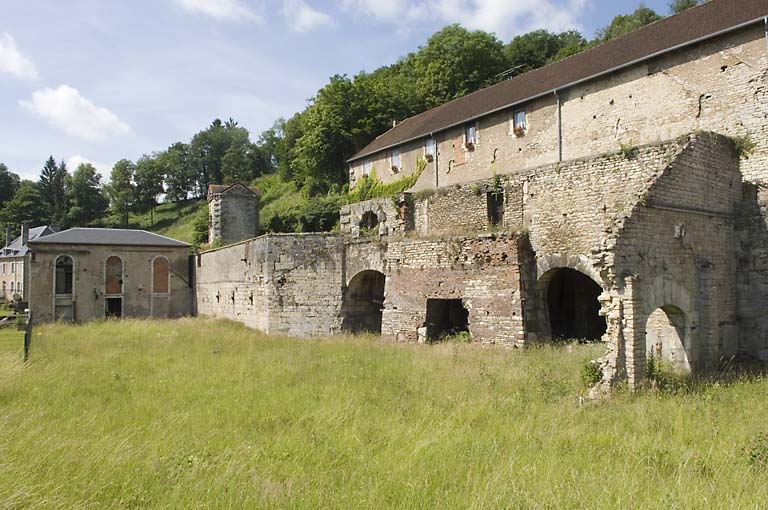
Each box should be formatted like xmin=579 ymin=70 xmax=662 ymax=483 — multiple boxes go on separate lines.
xmin=580 ymin=358 xmax=603 ymax=387
xmin=747 ymin=432 xmax=768 ymax=468
xmin=731 ymin=134 xmax=756 ymax=159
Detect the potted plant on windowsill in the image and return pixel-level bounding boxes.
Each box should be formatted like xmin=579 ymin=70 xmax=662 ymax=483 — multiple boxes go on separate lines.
xmin=464 ymin=141 xmax=475 ymax=151
xmin=513 ymin=126 xmax=526 ymax=137
xmin=391 ymin=165 xmax=399 ymax=173
xmin=424 ymin=153 xmax=434 ymax=162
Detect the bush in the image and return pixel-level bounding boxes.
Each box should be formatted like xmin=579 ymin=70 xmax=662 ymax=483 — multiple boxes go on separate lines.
xmin=580 ymin=358 xmax=603 ymax=387
xmin=747 ymin=432 xmax=768 ymax=468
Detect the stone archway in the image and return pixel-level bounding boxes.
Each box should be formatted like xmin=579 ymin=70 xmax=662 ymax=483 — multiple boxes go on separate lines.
xmin=540 ymin=267 xmax=606 ymax=341
xmin=342 ymin=270 xmax=386 ymax=334
xmin=645 ymin=305 xmax=690 ymax=374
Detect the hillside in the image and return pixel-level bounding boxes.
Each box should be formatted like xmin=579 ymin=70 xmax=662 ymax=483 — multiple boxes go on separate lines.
xmin=117 ymin=198 xmax=206 ymax=246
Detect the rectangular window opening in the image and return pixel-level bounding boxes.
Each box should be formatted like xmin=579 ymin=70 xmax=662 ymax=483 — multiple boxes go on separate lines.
xmin=425 ymin=298 xmax=469 ymax=342
xmin=488 ymin=191 xmax=504 ymax=227
xmin=390 ymin=149 xmax=400 ymax=172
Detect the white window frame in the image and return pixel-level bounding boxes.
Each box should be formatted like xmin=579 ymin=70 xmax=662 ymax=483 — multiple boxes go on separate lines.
xmin=424 ymin=137 xmax=435 ymax=159
xmin=363 ymin=159 xmax=371 ymax=176
xmin=390 ymin=149 xmax=400 ymax=172
xmin=464 ymin=124 xmax=477 ymax=147
xmin=512 ymin=110 xmax=527 ymax=136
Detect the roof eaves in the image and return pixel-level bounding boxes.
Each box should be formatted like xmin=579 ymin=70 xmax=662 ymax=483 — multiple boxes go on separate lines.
xmin=347 ymin=13 xmax=765 ymax=164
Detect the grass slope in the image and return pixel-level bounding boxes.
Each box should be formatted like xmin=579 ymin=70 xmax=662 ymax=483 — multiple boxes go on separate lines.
xmin=110 ymin=199 xmax=205 ymax=245
xmin=1 ymin=319 xmax=767 ymax=508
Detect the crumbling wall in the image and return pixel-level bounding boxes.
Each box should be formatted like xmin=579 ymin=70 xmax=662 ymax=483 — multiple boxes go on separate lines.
xmin=381 ymin=234 xmax=526 ymax=345
xmin=196 ymin=234 xmax=343 ymax=336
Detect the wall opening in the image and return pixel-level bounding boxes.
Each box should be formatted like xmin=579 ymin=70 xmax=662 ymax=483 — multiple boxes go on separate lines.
xmin=342 ymin=270 xmax=385 ymax=334
xmin=426 ymin=298 xmax=469 ymax=341
xmin=359 ymin=211 xmax=379 ymax=231
xmin=105 ymin=256 xmax=123 ymax=295
xmin=645 ymin=305 xmax=690 ymax=373
xmin=487 ymin=191 xmax=504 ymax=227
xmin=545 ymin=268 xmax=605 ymax=341
xmin=55 ymin=255 xmax=74 ymax=295
xmin=106 ymin=297 xmax=122 ymax=318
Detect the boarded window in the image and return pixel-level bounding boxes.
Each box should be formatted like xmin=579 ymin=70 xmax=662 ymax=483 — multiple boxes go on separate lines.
xmin=55 ymin=255 xmax=74 ymax=295
xmin=105 ymin=256 xmax=123 ymax=294
xmin=152 ymin=257 xmax=170 ymax=294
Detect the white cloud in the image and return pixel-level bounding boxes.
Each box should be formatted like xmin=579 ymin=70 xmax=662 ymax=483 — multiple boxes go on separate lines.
xmin=65 ymin=155 xmax=113 ymax=176
xmin=282 ymin=0 xmax=333 ymax=33
xmin=341 ymin=0 xmax=585 ymax=39
xmin=0 ymin=33 xmax=38 ymax=80
xmin=175 ymin=0 xmax=260 ymax=22
xmin=19 ymin=85 xmax=132 ymax=141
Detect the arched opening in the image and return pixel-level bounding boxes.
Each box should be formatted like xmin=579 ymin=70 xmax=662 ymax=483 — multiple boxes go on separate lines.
xmin=152 ymin=256 xmax=170 ymax=294
xmin=359 ymin=211 xmax=379 ymax=231
xmin=645 ymin=305 xmax=690 ymax=374
xmin=342 ymin=270 xmax=385 ymax=334
xmin=544 ymin=268 xmax=605 ymax=341
xmin=55 ymin=255 xmax=74 ymax=295
xmin=105 ymin=256 xmax=123 ymax=318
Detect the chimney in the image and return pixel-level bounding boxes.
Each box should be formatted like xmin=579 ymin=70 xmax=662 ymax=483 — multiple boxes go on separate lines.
xmin=21 ymin=223 xmax=29 ymax=246
xmin=4 ymin=225 xmax=9 ymax=247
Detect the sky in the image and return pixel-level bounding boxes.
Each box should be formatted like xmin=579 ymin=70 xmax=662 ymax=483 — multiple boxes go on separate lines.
xmin=0 ymin=0 xmax=673 ymax=182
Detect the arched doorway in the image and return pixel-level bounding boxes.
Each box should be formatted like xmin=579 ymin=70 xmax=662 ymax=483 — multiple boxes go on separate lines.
xmin=343 ymin=270 xmax=385 ymax=334
xmin=645 ymin=305 xmax=690 ymax=374
xmin=543 ymin=268 xmax=606 ymax=341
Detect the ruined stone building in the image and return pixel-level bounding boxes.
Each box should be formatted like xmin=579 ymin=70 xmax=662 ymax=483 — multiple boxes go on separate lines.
xmin=0 ymin=224 xmax=53 ymax=303
xmin=208 ymin=183 xmax=260 ymax=245
xmin=27 ymin=228 xmax=193 ymax=322
xmin=196 ymin=0 xmax=768 ymax=389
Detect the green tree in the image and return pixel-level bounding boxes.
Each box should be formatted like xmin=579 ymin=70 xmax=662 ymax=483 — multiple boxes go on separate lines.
xmin=157 ymin=142 xmax=195 ymax=203
xmin=595 ymin=4 xmax=662 ymax=42
xmin=65 ymin=162 xmax=108 ymax=226
xmin=669 ymin=0 xmax=701 ymax=13
xmin=133 ymin=155 xmax=164 ymax=226
xmin=0 ymin=163 xmax=20 ymax=208
xmin=190 ymin=119 xmax=230 ymax=195
xmin=107 ymin=159 xmax=135 ymax=226
xmin=38 ymin=156 xmax=68 ymax=227
xmin=505 ymin=29 xmax=587 ymax=74
xmin=0 ymin=180 xmax=47 ymax=229
xmin=415 ymin=25 xmax=508 ymax=107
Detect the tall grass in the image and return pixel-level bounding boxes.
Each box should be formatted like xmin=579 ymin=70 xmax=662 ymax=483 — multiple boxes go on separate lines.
xmin=1 ymin=318 xmax=767 ymax=508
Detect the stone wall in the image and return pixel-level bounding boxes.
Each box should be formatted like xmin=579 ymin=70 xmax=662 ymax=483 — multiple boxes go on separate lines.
xmin=196 ymin=233 xmax=344 ymax=336
xmin=209 ymin=186 xmax=259 ymax=245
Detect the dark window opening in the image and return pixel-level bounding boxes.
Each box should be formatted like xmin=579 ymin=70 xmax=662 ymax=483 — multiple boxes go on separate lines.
xmin=342 ymin=270 xmax=385 ymax=334
xmin=426 ymin=298 xmax=469 ymax=342
xmin=546 ymin=268 xmax=606 ymax=341
xmin=55 ymin=255 xmax=73 ymax=295
xmin=106 ymin=297 xmax=122 ymax=318
xmin=487 ymin=191 xmax=504 ymax=227
xmin=359 ymin=211 xmax=379 ymax=231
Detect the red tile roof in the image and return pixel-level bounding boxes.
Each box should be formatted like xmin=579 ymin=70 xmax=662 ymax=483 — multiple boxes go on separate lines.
xmin=349 ymin=0 xmax=768 ymax=162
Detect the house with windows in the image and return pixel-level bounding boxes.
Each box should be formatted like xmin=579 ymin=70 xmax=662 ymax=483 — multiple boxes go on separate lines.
xmin=0 ymin=224 xmax=54 ymax=303
xmin=198 ymin=0 xmax=768 ymax=390
xmin=26 ymin=228 xmax=193 ymax=323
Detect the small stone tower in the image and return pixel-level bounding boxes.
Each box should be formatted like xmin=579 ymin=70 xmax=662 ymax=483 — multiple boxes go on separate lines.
xmin=207 ymin=183 xmax=260 ymax=245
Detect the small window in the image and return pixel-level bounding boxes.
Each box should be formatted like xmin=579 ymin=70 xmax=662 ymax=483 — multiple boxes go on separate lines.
xmin=10 ymin=262 xmax=15 ymax=274
xmin=513 ymin=110 xmax=526 ymax=136
xmin=464 ymin=124 xmax=477 ymax=147
xmin=362 ymin=159 xmax=371 ymax=176
xmin=55 ymin=255 xmax=74 ymax=295
xmin=9 ymin=282 xmax=13 ymax=292
xmin=390 ymin=149 xmax=400 ymax=172
xmin=424 ymin=137 xmax=435 ymax=159
xmin=15 ymin=282 xmax=20 ymax=294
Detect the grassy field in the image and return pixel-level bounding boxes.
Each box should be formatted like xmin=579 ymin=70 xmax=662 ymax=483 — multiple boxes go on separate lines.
xmin=1 ymin=318 xmax=767 ymax=509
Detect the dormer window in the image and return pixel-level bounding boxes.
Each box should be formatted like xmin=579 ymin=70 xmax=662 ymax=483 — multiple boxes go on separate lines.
xmin=390 ymin=148 xmax=400 ymax=172
xmin=464 ymin=124 xmax=477 ymax=149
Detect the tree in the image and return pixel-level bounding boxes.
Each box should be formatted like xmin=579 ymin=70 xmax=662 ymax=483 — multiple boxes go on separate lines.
xmin=157 ymin=142 xmax=195 ymax=203
xmin=190 ymin=119 xmax=231 ymax=195
xmin=107 ymin=159 xmax=135 ymax=226
xmin=134 ymin=155 xmax=164 ymax=225
xmin=65 ymin=162 xmax=108 ymax=226
xmin=38 ymin=156 xmax=68 ymax=227
xmin=415 ymin=25 xmax=509 ymax=108
xmin=505 ymin=29 xmax=587 ymax=74
xmin=0 ymin=180 xmax=47 ymax=230
xmin=595 ymin=5 xmax=662 ymax=42
xmin=669 ymin=0 xmax=701 ymax=13
xmin=0 ymin=163 xmax=20 ymax=209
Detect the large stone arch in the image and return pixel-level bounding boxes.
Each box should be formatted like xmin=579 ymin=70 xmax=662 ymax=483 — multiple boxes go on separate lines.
xmin=342 ymin=270 xmax=386 ymax=334
xmin=535 ymin=253 xmax=606 ymax=342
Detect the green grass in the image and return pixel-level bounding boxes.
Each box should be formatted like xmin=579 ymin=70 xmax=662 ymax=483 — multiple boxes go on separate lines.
xmin=1 ymin=318 xmax=767 ymax=508
xmin=99 ymin=199 xmax=205 ymax=245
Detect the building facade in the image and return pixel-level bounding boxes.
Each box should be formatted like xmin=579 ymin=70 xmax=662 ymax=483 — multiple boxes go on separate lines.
xmin=0 ymin=225 xmax=54 ymax=303
xmin=27 ymin=228 xmax=193 ymax=323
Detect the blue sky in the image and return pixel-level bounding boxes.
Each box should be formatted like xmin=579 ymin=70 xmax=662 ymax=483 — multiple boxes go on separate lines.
xmin=1 ymin=0 xmax=672 ymax=182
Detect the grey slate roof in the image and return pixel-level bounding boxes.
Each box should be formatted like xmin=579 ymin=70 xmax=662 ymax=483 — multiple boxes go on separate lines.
xmin=0 ymin=226 xmax=54 ymax=258
xmin=349 ymin=0 xmax=768 ymax=163
xmin=27 ymin=228 xmax=190 ymax=247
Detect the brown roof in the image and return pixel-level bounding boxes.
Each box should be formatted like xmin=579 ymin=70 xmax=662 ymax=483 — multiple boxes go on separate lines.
xmin=349 ymin=0 xmax=767 ymax=162
xmin=207 ymin=183 xmax=260 ymax=196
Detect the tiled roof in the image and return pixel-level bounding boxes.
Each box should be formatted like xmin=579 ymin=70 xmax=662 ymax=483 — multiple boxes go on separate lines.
xmin=207 ymin=183 xmax=260 ymax=196
xmin=0 ymin=226 xmax=54 ymax=258
xmin=349 ymin=0 xmax=767 ymax=162
xmin=27 ymin=228 xmax=190 ymax=247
